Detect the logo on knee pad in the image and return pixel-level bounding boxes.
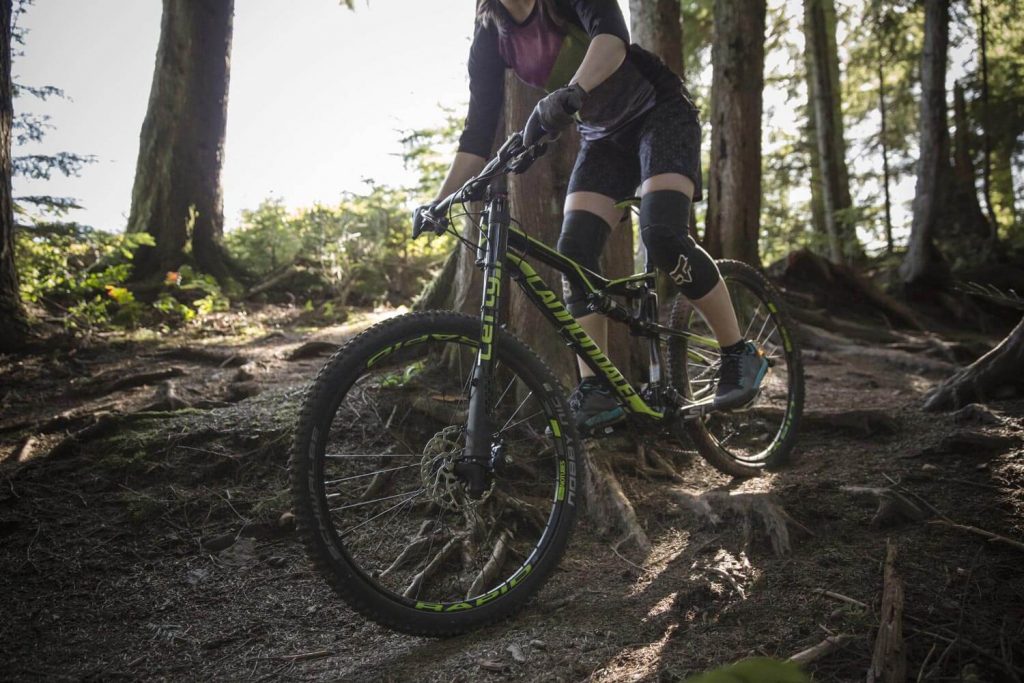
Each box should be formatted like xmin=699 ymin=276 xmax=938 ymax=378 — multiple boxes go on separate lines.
xmin=669 ymin=255 xmax=693 ymax=286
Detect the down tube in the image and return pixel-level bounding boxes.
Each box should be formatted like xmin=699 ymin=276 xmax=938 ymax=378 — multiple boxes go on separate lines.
xmin=505 ymin=254 xmax=662 ymax=419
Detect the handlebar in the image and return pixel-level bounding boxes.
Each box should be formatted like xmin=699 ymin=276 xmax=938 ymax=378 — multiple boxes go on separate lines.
xmin=419 ymin=131 xmax=552 ymax=236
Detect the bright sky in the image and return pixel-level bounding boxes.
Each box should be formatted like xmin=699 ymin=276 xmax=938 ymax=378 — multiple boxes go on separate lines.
xmin=13 ymin=0 xmax=629 ymax=232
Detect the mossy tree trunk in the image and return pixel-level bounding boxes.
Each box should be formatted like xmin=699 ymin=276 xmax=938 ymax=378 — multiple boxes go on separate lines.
xmin=900 ymin=0 xmax=950 ymax=288
xmin=628 ymin=0 xmax=682 ymax=76
xmin=804 ymin=0 xmax=863 ymax=264
xmin=0 ymin=0 xmax=29 ymax=353
xmin=706 ymin=0 xmax=765 ymax=267
xmin=501 ymin=73 xmax=582 ymax=388
xmin=127 ymin=0 xmax=237 ymax=287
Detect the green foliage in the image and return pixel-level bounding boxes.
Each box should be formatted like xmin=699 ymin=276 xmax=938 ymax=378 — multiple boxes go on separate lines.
xmin=226 ymin=185 xmax=452 ymax=307
xmin=15 ymin=223 xmax=229 ymax=331
xmin=684 ymin=657 xmax=809 ymax=683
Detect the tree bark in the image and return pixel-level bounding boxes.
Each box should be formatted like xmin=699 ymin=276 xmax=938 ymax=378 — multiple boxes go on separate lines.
xmin=502 ymin=74 xmax=582 ymax=387
xmin=804 ymin=0 xmax=862 ymax=264
xmin=628 ymin=0 xmax=682 ymax=77
xmin=924 ymin=315 xmax=1024 ymax=410
xmin=706 ymin=0 xmax=765 ymax=267
xmin=127 ymin=0 xmax=236 ymax=285
xmin=0 ymin=0 xmax=29 ymax=353
xmin=900 ymin=0 xmax=950 ymax=288
xmin=875 ymin=15 xmax=894 ymax=255
xmin=977 ymin=0 xmax=998 ymax=241
xmin=951 ymin=82 xmax=990 ymax=242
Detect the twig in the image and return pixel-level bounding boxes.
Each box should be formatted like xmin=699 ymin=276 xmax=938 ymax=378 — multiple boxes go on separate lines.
xmin=814 ymin=588 xmax=869 ymax=610
xmin=868 ymin=539 xmax=906 ymax=682
xmin=928 ymin=519 xmax=1024 ymax=553
xmin=787 ymin=634 xmax=852 ymax=666
xmin=275 ymin=650 xmax=333 ymax=663
xmin=609 ymin=544 xmax=655 ymax=575
xmin=917 ymin=642 xmax=937 ymax=682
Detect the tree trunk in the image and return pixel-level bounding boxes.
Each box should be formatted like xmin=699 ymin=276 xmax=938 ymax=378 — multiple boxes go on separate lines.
xmin=628 ymin=0 xmax=682 ymax=77
xmin=951 ymin=82 xmax=990 ymax=243
xmin=0 ymin=0 xmax=29 ymax=353
xmin=127 ymin=0 xmax=236 ymax=286
xmin=977 ymin=0 xmax=998 ymax=241
xmin=924 ymin=315 xmax=1024 ymax=410
xmin=805 ymin=96 xmax=828 ymax=249
xmin=875 ymin=4 xmax=894 ymax=255
xmin=706 ymin=0 xmax=765 ymax=267
xmin=502 ymin=74 xmax=582 ymax=387
xmin=900 ymin=0 xmax=950 ymax=288
xmin=804 ymin=0 xmax=862 ymax=264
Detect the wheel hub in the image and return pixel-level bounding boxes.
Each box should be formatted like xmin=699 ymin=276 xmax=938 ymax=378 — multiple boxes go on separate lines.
xmin=420 ymin=426 xmax=492 ymax=510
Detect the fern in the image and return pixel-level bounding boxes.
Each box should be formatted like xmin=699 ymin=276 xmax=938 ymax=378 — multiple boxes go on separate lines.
xmin=955 ymin=282 xmax=1024 ymax=310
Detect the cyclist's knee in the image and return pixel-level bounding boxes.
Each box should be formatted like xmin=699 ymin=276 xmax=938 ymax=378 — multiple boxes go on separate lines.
xmin=558 ymin=210 xmax=610 ymax=316
xmin=639 ymin=190 xmax=719 ymax=300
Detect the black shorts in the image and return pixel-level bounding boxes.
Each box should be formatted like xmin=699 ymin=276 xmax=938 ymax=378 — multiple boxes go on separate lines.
xmin=567 ymin=89 xmax=703 ymax=202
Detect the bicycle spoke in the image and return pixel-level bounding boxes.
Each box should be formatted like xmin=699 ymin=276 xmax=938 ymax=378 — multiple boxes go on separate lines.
xmin=330 ymin=488 xmax=425 ymax=510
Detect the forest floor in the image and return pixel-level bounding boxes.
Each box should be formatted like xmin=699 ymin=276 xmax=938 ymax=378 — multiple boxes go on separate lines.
xmin=1 ymin=297 xmax=1023 ymax=682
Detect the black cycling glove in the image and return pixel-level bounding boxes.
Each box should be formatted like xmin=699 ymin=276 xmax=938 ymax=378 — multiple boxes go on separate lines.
xmin=412 ymin=203 xmax=441 ymax=238
xmin=524 ymin=83 xmax=588 ymax=146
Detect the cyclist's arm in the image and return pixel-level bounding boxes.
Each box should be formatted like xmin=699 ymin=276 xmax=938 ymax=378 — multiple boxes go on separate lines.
xmin=566 ymin=0 xmax=628 ymax=92
xmin=436 ymin=20 xmax=504 ymax=203
xmin=433 ymin=152 xmax=487 ymax=203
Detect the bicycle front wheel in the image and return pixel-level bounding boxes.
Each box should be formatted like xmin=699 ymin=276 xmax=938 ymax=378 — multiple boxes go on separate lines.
xmin=668 ymin=260 xmax=804 ymax=476
xmin=289 ymin=311 xmax=581 ymax=636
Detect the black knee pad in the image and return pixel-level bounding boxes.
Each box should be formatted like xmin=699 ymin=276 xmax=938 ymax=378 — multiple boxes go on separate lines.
xmin=557 ymin=210 xmax=611 ymax=316
xmin=639 ymin=190 xmax=719 ymax=300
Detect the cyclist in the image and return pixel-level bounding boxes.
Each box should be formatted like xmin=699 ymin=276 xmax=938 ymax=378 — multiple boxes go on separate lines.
xmin=416 ymin=0 xmax=767 ymax=432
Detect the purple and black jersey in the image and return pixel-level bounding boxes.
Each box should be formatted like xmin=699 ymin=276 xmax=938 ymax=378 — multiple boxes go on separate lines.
xmin=457 ymin=0 xmax=682 ymax=158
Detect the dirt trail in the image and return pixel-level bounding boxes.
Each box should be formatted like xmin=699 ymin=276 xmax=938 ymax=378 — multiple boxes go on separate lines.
xmin=1 ymin=304 xmax=1022 ymax=682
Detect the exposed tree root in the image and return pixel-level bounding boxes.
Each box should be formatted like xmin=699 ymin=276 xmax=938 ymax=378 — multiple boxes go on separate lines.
xmin=748 ymin=407 xmax=899 ymax=437
xmin=402 ymin=535 xmax=461 ymax=598
xmin=151 ymin=346 xmax=248 ymax=367
xmin=467 ymin=528 xmax=513 ymax=597
xmin=673 ymin=490 xmax=811 ymax=557
xmin=775 ymin=249 xmax=923 ymax=330
xmin=410 ymin=396 xmax=467 ymax=427
xmin=867 ymin=539 xmax=906 ymax=682
xmin=841 ymin=486 xmax=926 ymax=528
xmin=141 ymin=380 xmax=191 ymax=412
xmin=379 ymin=532 xmax=443 ymax=579
xmin=74 ymin=367 xmax=186 ymax=398
xmin=583 ymin=445 xmax=650 ymax=554
xmin=924 ymin=315 xmax=1024 ymax=410
xmin=45 ymin=409 xmax=200 ymax=460
xmin=492 ymin=491 xmax=547 ymax=532
xmin=635 ymin=442 xmax=684 ymax=483
xmin=286 ymin=341 xmax=339 ymax=361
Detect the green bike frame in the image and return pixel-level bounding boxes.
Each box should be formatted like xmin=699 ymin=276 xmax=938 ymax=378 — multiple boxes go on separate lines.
xmin=458 ymin=173 xmax=718 ymax=496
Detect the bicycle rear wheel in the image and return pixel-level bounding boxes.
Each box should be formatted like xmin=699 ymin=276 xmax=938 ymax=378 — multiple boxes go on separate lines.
xmin=668 ymin=260 xmax=804 ymax=476
xmin=289 ymin=311 xmax=580 ymax=636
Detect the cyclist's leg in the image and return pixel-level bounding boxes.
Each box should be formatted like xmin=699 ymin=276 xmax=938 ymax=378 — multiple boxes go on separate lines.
xmin=637 ymin=93 xmax=766 ymax=408
xmin=561 ymin=191 xmax=620 ymax=379
xmin=563 ymin=137 xmax=639 ymax=380
xmin=639 ymin=174 xmax=740 ymax=347
xmin=560 ymin=139 xmax=638 ymax=430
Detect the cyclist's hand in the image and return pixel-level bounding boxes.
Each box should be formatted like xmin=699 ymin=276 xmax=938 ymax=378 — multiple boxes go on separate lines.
xmin=412 ymin=203 xmax=443 ymax=239
xmin=523 ymin=83 xmax=587 ymax=146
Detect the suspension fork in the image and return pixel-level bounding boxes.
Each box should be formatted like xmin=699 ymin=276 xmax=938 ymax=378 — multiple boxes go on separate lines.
xmin=459 ymin=175 xmax=510 ymax=498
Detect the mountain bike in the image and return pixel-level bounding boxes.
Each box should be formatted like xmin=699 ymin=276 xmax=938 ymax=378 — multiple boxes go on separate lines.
xmin=289 ymin=131 xmax=804 ymax=636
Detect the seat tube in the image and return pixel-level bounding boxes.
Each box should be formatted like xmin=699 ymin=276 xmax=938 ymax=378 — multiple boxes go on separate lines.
xmin=462 ymin=175 xmax=510 ymax=498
